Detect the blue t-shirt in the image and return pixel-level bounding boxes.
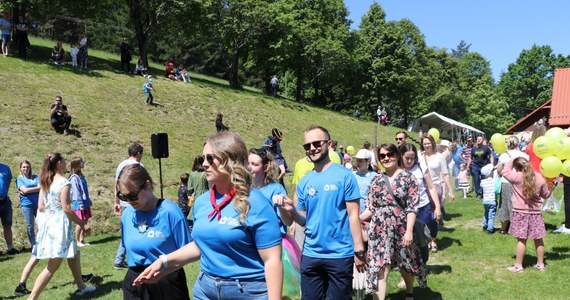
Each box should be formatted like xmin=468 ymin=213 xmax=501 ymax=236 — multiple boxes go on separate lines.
xmin=192 ymin=188 xmax=281 ymax=280
xmin=0 ymin=18 xmax=11 ymax=35
xmin=0 ymin=164 xmax=12 ymax=199
xmin=257 ymin=182 xmax=288 ymax=235
xmin=353 ymin=170 xmax=377 ymax=211
xmin=452 ymin=145 xmax=463 ymax=164
xmin=16 ymin=175 xmax=39 ymax=207
xmin=296 ymin=163 xmax=360 ymax=258
xmin=70 ymin=174 xmax=91 ymax=210
xmin=122 ymin=199 xmax=192 ymax=267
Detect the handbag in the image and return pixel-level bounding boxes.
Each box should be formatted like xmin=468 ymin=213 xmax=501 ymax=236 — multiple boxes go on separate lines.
xmin=382 ymin=173 xmax=432 ymax=247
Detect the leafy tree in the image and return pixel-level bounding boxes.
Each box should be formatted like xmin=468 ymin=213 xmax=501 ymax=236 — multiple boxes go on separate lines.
xmin=498 ymin=45 xmax=570 ymax=121
xmin=451 ymin=40 xmax=471 ymax=60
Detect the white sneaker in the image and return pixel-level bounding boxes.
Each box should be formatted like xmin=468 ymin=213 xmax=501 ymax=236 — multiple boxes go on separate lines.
xmin=75 ymin=285 xmax=96 ymax=296
xmin=553 ymin=225 xmax=570 ymax=234
xmin=77 ymin=242 xmax=86 ymax=247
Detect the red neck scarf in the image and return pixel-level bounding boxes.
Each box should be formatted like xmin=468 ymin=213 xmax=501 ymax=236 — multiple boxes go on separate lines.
xmin=208 ymin=186 xmax=237 ymax=220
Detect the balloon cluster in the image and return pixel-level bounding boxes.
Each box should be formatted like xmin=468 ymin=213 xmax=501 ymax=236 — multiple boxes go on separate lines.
xmin=492 ymin=127 xmax=570 ymax=178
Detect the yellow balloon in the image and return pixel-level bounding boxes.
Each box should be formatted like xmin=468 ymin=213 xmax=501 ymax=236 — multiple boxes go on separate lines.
xmin=556 ymin=137 xmax=570 ymax=160
xmin=533 ymin=136 xmax=556 ymax=159
xmin=540 ymin=156 xmax=562 ymax=178
xmin=546 ymin=127 xmax=567 ymax=143
xmin=428 ymin=128 xmax=440 ymax=142
xmin=493 ymin=141 xmax=507 ymax=154
xmin=562 ymin=159 xmax=570 ymax=177
xmin=490 ymin=133 xmax=504 ymax=146
xmin=346 ymin=145 xmax=356 ymax=156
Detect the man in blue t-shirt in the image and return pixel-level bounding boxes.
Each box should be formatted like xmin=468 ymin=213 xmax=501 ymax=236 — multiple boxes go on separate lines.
xmin=451 ymin=140 xmax=463 ymax=190
xmin=468 ymin=136 xmax=494 ymax=199
xmin=0 ymin=162 xmax=15 ymax=254
xmin=279 ymin=125 xmax=365 ymax=299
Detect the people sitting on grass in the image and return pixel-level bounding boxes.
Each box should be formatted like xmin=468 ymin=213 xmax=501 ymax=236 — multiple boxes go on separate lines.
xmin=50 ymin=96 xmax=72 ymax=135
xmin=135 ymin=58 xmax=149 ymax=77
xmin=51 ymin=41 xmax=65 ymax=65
xmin=175 ymin=64 xmax=191 ymax=83
xmin=164 ymin=62 xmax=176 ymax=79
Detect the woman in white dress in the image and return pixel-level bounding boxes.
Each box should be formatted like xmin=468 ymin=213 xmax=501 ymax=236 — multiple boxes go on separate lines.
xmin=29 ymin=153 xmax=95 ymax=299
xmin=419 ymin=134 xmax=455 ymax=252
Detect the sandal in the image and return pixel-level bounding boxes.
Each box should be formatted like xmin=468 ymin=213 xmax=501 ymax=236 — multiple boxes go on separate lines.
xmin=430 ymin=244 xmax=438 ymax=252
xmin=533 ymin=264 xmax=546 ymax=271
xmin=507 ymin=265 xmax=524 ymax=273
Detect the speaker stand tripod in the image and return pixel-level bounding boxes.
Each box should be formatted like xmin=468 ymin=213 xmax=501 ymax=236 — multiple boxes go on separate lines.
xmin=158 ymin=157 xmax=164 ymax=198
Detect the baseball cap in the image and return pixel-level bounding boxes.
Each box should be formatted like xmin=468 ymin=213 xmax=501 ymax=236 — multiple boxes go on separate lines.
xmin=440 ymin=140 xmax=450 ymax=148
xmin=481 ymin=164 xmax=494 ymax=177
xmin=354 ymin=149 xmax=372 ymax=160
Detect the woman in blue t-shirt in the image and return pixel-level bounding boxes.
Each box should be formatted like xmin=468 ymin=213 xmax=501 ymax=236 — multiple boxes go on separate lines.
xmin=133 ymin=131 xmax=283 ymax=300
xmin=16 ymin=160 xmax=40 ymax=247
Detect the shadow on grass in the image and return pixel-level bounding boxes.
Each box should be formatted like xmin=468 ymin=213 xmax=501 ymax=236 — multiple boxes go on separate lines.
xmin=544 ymin=222 xmax=559 ymax=231
xmin=388 ymin=287 xmax=443 ymax=300
xmin=428 ymin=264 xmax=452 ymax=275
xmin=436 ymin=236 xmax=462 ymax=251
xmin=89 ymin=235 xmax=120 ymax=245
xmin=444 ymin=213 xmax=461 ymax=221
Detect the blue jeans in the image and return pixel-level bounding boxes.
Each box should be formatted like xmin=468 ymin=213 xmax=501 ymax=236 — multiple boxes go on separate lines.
xmin=21 ymin=205 xmax=37 ymax=246
xmin=452 ymin=162 xmax=461 ymax=189
xmin=300 ymin=256 xmax=353 ymax=300
xmin=483 ymin=203 xmax=497 ymax=232
xmin=417 ymin=204 xmax=437 ymax=263
xmin=193 ymin=271 xmax=268 ymax=300
xmin=471 ymin=165 xmax=483 ymax=197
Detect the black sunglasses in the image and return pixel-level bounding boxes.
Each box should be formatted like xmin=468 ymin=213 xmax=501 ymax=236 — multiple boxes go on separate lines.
xmin=117 ymin=180 xmax=147 ymax=202
xmin=303 ymin=140 xmax=327 ymax=151
xmin=395 ymin=137 xmax=404 ymax=141
xmin=200 ymin=154 xmax=217 ymax=165
xmin=378 ymin=152 xmax=396 ymax=160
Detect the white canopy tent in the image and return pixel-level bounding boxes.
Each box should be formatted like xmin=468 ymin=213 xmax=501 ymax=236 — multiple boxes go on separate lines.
xmin=408 ymin=112 xmax=485 ymax=142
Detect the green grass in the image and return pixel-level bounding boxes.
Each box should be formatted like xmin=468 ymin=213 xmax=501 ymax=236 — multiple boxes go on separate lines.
xmin=2 ymin=36 xmax=570 ymax=299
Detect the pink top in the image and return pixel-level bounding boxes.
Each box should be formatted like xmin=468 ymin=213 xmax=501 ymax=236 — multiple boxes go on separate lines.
xmin=457 ymin=170 xmax=469 ymax=183
xmin=502 ymin=159 xmax=551 ymax=213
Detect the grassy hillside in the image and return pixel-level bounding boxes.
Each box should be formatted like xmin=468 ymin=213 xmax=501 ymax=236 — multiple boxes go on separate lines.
xmin=0 ymin=36 xmax=402 ymax=249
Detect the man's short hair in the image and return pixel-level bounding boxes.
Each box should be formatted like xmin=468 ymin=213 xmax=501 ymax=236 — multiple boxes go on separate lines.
xmin=128 ymin=143 xmax=144 ymax=157
xmin=395 ymin=130 xmax=408 ymax=138
xmin=55 ymin=96 xmax=62 ymax=101
xmin=363 ymin=141 xmax=371 ymax=149
xmin=305 ymin=124 xmax=331 ymax=140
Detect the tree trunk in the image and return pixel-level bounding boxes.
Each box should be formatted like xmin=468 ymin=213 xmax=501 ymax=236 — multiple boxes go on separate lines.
xmin=126 ymin=0 xmax=148 ymax=66
xmin=295 ymin=62 xmax=304 ymax=102
xmin=228 ymin=41 xmax=240 ymax=89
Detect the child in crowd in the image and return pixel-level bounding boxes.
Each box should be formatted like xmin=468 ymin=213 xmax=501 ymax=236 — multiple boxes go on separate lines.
xmin=176 ymin=64 xmax=191 ymax=83
xmin=142 ymin=77 xmax=154 ymax=105
xmin=177 ymin=173 xmax=190 ymax=219
xmin=69 ymin=43 xmax=78 ymax=68
xmin=502 ymin=157 xmax=552 ymax=272
xmin=343 ymin=153 xmax=353 ymax=170
xmin=135 ymin=58 xmax=149 ymax=77
xmin=457 ymin=163 xmax=470 ymax=198
xmin=69 ymin=157 xmax=92 ymax=247
xmin=480 ymin=164 xmax=496 ymax=234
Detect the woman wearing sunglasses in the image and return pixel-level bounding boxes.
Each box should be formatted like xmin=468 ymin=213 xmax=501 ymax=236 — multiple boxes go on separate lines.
xmin=360 ymin=144 xmax=425 ymax=300
xmin=133 ymin=131 xmax=283 ymax=300
xmin=118 ymin=163 xmax=192 ymax=299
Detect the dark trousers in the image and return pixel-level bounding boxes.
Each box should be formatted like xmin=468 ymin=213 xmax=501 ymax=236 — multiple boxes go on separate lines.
xmin=121 ymin=59 xmax=131 ymax=72
xmin=17 ymin=35 xmax=27 ymax=58
xmin=300 ymin=256 xmax=353 ymax=300
xmin=563 ymin=176 xmax=570 ymax=229
xmin=122 ymin=266 xmax=189 ymax=300
xmin=51 ymin=116 xmax=72 ymax=131
xmin=471 ymin=164 xmax=483 ymax=197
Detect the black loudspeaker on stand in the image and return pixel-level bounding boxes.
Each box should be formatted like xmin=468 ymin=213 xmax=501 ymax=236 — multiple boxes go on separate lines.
xmin=151 ymin=133 xmax=169 ymax=198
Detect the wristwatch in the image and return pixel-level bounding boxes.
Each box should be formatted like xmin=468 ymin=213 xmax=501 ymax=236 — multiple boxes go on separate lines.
xmin=355 ymin=250 xmax=366 ymax=258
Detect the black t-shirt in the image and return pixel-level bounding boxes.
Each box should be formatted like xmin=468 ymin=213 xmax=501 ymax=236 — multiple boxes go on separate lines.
xmin=471 ymin=145 xmax=492 ymax=167
xmin=50 ymin=104 xmax=67 ymax=119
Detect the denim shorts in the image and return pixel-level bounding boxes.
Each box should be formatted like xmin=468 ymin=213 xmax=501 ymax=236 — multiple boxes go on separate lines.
xmin=0 ymin=198 xmax=13 ymax=226
xmin=1 ymin=34 xmax=10 ymax=43
xmin=193 ymin=271 xmax=268 ymax=300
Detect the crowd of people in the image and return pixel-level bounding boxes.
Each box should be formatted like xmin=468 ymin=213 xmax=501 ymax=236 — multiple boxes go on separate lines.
xmin=3 ymin=120 xmax=570 ymax=299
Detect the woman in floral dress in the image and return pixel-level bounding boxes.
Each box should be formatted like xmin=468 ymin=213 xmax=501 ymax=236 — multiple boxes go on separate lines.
xmin=360 ymin=144 xmax=426 ymax=300
xmin=29 ymin=153 xmax=95 ymax=299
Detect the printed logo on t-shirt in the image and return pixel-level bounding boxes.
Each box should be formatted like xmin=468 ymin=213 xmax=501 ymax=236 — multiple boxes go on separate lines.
xmin=219 ymin=216 xmax=239 ymax=226
xmin=307 ymin=186 xmax=318 ymax=197
xmin=146 ymin=230 xmax=166 ymax=240
xmin=323 ymin=184 xmax=338 ymax=191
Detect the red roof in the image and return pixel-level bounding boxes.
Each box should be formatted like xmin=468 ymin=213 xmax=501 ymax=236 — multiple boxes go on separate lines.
xmin=550 ymin=68 xmax=570 ymax=126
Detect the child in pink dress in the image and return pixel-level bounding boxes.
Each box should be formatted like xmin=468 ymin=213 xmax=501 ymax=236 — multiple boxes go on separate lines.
xmin=502 ymin=157 xmax=552 ymax=272
xmin=457 ymin=163 xmax=470 ymax=198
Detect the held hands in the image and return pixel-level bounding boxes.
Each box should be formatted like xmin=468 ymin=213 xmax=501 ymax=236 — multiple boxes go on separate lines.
xmin=272 ymin=195 xmax=294 ymax=212
xmin=403 ymin=231 xmax=413 ymax=248
xmin=132 ymin=259 xmax=163 ymax=286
